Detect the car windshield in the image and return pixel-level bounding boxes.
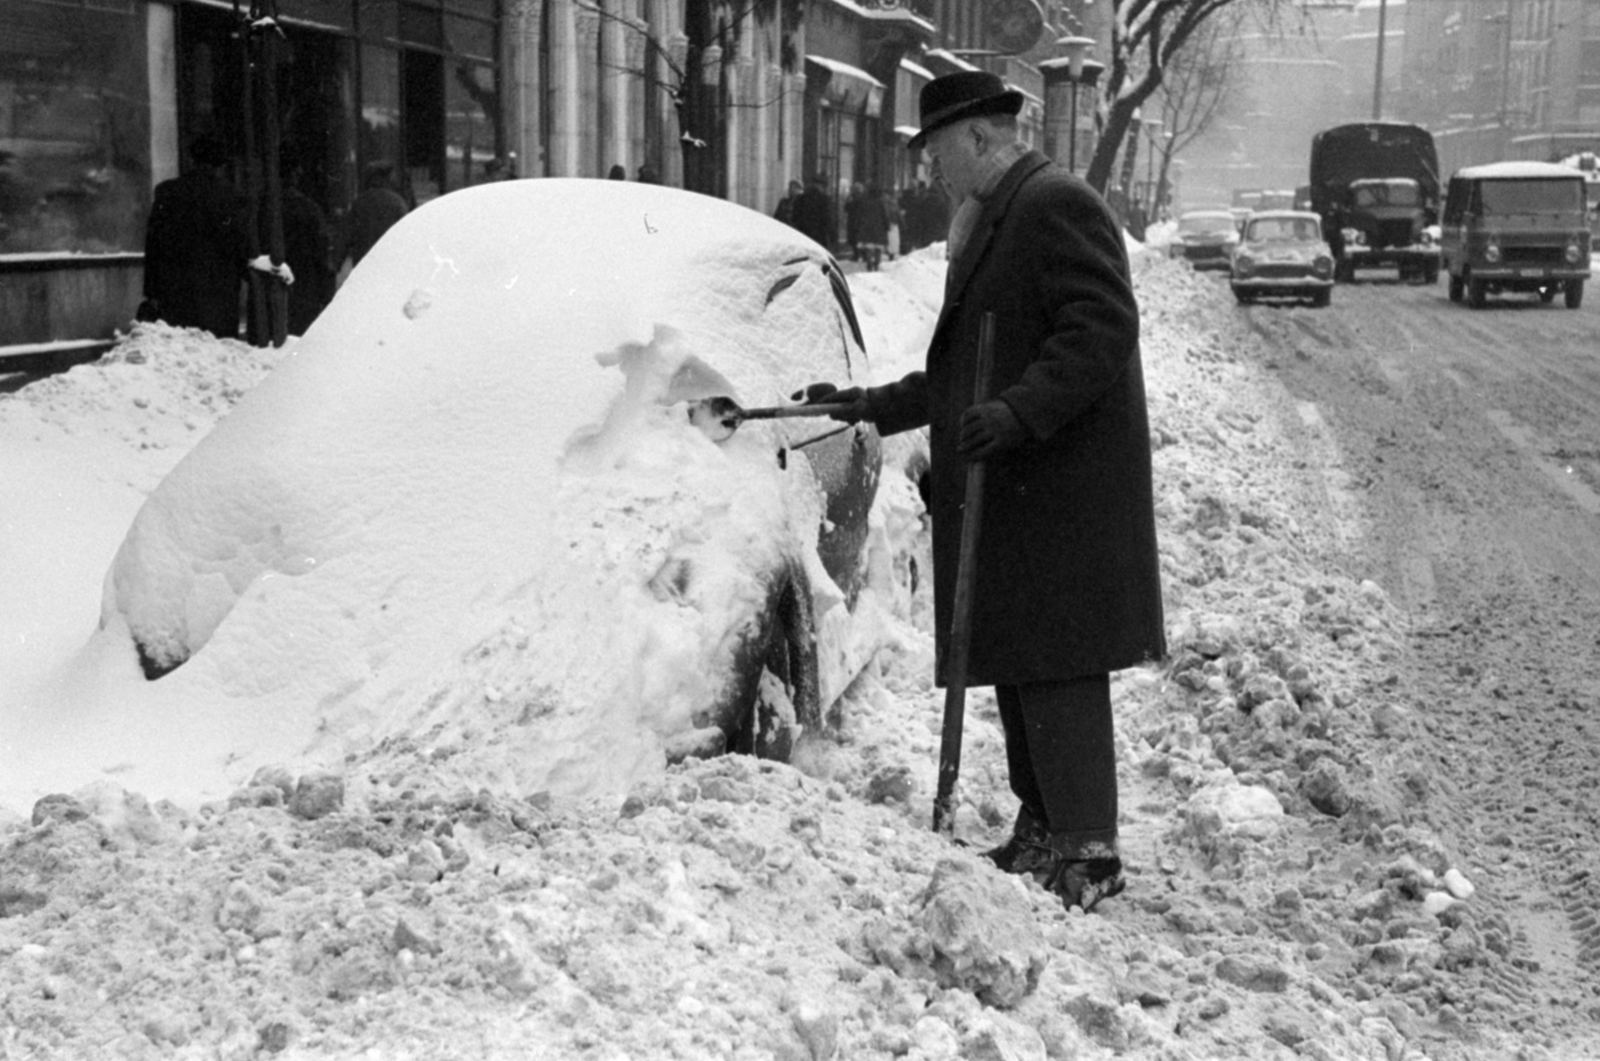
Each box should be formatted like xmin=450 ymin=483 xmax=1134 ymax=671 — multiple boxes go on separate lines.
xmin=1353 ymin=180 xmax=1420 ymax=207
xmin=1246 ymin=217 xmax=1319 ymax=241
xmin=1479 ymin=179 xmax=1586 ymax=215
xmin=1179 ymin=214 xmax=1235 ymax=235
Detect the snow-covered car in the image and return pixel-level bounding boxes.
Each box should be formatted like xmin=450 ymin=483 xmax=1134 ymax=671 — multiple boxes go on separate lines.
xmin=1229 ymin=210 xmax=1336 ymax=307
xmin=1168 ymin=209 xmax=1240 ymax=271
xmin=95 ymin=179 xmax=916 ymax=798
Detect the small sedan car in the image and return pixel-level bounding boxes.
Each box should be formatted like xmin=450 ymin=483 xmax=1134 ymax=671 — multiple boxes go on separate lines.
xmin=98 ymin=178 xmax=911 ymax=798
xmin=1168 ymin=209 xmax=1240 ymax=271
xmin=1230 ymin=210 xmax=1336 ymax=307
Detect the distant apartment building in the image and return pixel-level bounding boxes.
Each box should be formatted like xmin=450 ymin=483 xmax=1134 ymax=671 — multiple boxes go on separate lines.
xmin=1401 ymin=0 xmax=1600 ymax=175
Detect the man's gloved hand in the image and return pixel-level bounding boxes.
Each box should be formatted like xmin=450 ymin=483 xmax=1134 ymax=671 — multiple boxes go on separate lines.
xmin=791 ymin=382 xmax=875 ymax=423
xmin=959 ymin=399 xmax=1029 ymax=461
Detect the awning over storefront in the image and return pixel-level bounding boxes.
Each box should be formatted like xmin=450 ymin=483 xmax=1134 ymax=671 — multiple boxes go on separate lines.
xmin=900 ymin=58 xmax=936 ymax=83
xmin=894 ymin=125 xmax=922 ymax=142
xmin=806 ymin=54 xmax=885 ymax=117
xmin=922 ymin=48 xmax=981 ymax=77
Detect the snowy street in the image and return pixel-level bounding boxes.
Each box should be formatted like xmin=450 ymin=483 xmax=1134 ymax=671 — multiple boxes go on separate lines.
xmin=3 ymin=240 xmax=1600 ymax=1059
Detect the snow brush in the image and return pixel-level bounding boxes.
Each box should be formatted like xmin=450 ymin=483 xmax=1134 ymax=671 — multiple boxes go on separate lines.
xmin=687 ymin=395 xmax=855 ymax=443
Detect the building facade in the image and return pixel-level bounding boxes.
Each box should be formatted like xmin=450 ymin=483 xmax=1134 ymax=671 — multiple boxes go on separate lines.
xmin=2 ymin=0 xmax=1090 ymax=354
xmin=1402 ymin=0 xmax=1600 ymax=176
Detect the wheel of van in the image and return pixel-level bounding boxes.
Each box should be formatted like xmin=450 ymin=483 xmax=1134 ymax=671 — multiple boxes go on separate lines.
xmin=1423 ymin=262 xmax=1439 ymax=285
xmin=1310 ymin=289 xmax=1331 ymax=308
xmin=1335 ymin=260 xmax=1355 ymax=284
xmin=1467 ymin=274 xmax=1488 ymax=309
xmin=1233 ymin=288 xmax=1253 ymax=305
xmin=1447 ymin=272 xmax=1464 ymax=303
xmin=1566 ymin=279 xmax=1584 ymax=310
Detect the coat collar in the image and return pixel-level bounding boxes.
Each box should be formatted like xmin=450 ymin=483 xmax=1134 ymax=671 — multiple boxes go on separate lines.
xmin=937 ymin=149 xmax=1053 ymax=332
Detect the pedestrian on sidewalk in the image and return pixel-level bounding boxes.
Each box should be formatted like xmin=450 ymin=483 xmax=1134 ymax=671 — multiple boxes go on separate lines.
xmin=792 ymin=70 xmax=1165 ymax=913
xmin=342 ymin=161 xmax=409 ymax=270
xmin=792 ymin=174 xmax=835 ymax=253
xmin=139 ymin=133 xmax=248 ymax=339
xmin=854 ymin=183 xmax=892 ymax=271
xmin=773 ymin=179 xmax=804 ymax=229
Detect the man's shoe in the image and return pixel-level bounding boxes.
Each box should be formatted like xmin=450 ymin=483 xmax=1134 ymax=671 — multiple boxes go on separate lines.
xmin=1039 ymin=856 xmax=1125 ymax=913
xmin=981 ymin=807 xmax=1049 ymax=874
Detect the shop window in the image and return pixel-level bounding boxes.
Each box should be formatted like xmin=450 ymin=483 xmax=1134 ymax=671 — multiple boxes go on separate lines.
xmin=445 ymin=13 xmax=496 ymax=63
xmin=361 ymin=44 xmax=403 ymax=187
xmin=0 ymin=1 xmax=149 ymax=254
xmin=403 ymin=49 xmax=446 ymax=203
xmin=1580 ymin=86 xmax=1600 ymax=126
xmin=400 ymin=1 xmax=444 ymax=48
xmin=360 ymin=0 xmax=400 ymax=42
xmin=279 ymin=0 xmax=354 ymax=31
xmin=447 ymin=60 xmax=498 ymax=186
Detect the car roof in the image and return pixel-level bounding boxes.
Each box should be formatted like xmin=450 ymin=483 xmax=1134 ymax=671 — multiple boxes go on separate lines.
xmin=1454 ymin=160 xmax=1586 ymax=181
xmin=1179 ymin=209 xmax=1235 ymax=219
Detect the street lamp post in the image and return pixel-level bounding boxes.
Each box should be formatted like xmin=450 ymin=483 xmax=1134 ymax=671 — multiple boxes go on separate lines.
xmin=1057 ymin=36 xmax=1095 ymax=175
xmin=1042 ymin=42 xmax=1105 ymax=176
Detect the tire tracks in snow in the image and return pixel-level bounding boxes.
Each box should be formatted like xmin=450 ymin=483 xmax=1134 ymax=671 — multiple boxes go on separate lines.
xmin=1250 ymin=279 xmax=1600 ymax=1035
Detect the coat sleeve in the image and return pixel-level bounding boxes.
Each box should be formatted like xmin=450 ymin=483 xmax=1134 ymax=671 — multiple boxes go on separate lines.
xmin=868 ymin=370 xmax=930 ymax=438
xmin=996 ymin=179 xmax=1141 ymax=442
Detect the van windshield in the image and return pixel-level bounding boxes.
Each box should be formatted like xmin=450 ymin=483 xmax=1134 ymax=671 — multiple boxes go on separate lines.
xmin=1480 ymin=179 xmax=1585 ymax=215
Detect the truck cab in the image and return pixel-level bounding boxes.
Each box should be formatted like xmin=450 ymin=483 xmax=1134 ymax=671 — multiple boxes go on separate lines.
xmin=1440 ymin=161 xmax=1590 ymax=309
xmin=1309 ymin=122 xmax=1441 ymax=285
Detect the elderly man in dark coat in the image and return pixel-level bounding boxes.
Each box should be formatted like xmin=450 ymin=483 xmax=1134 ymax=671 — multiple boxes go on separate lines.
xmin=797 ymin=71 xmax=1165 ymax=912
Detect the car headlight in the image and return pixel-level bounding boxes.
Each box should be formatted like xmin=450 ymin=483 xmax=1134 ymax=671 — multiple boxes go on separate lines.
xmin=1484 ymin=243 xmax=1501 ymax=263
xmin=1341 ymin=228 xmax=1361 ymax=247
xmin=1313 ymin=256 xmax=1333 ymax=277
xmin=1566 ymin=243 xmax=1582 ymax=264
xmin=1417 ymin=229 xmax=1434 ymax=247
xmin=1234 ymin=254 xmax=1255 ymax=276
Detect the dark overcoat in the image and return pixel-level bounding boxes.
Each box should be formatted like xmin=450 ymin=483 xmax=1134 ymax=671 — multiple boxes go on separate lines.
xmin=142 ymin=169 xmax=248 ymax=339
xmin=873 ymin=150 xmax=1166 ymax=686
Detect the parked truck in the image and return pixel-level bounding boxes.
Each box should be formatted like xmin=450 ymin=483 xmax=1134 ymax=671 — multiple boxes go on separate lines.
xmin=1308 ymin=122 xmax=1441 ymax=284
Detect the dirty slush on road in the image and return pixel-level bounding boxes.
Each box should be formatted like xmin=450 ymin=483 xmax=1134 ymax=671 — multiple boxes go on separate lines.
xmin=1246 ymin=279 xmax=1600 ymax=1048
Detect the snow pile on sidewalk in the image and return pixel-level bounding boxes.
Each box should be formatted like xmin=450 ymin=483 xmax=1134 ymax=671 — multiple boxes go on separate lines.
xmin=0 ymin=250 xmax=1581 ymax=1060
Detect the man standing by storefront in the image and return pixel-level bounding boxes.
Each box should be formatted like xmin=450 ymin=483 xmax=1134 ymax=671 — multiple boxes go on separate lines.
xmin=140 ymin=133 xmax=248 ymax=339
xmin=796 ymin=71 xmax=1165 ymax=912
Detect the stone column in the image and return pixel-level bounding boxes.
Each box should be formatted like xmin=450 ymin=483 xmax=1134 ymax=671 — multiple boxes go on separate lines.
xmin=544 ymin=0 xmax=580 ymax=176
xmin=505 ymin=0 xmax=544 ymax=178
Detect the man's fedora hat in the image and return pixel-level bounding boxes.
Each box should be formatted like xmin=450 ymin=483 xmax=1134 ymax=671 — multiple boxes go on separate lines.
xmin=908 ymin=71 xmax=1024 ymax=151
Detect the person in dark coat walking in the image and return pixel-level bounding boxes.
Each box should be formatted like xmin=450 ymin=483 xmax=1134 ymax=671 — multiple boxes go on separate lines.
xmin=773 ymin=179 xmax=804 ymax=229
xmin=279 ymin=155 xmax=336 ymax=335
xmin=854 ymin=183 xmax=892 ymax=271
xmin=796 ymin=71 xmax=1165 ymax=913
xmin=343 ymin=162 xmax=409 ymax=269
xmin=140 ymin=133 xmax=248 ymax=339
xmin=791 ymin=174 xmax=835 ymax=253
